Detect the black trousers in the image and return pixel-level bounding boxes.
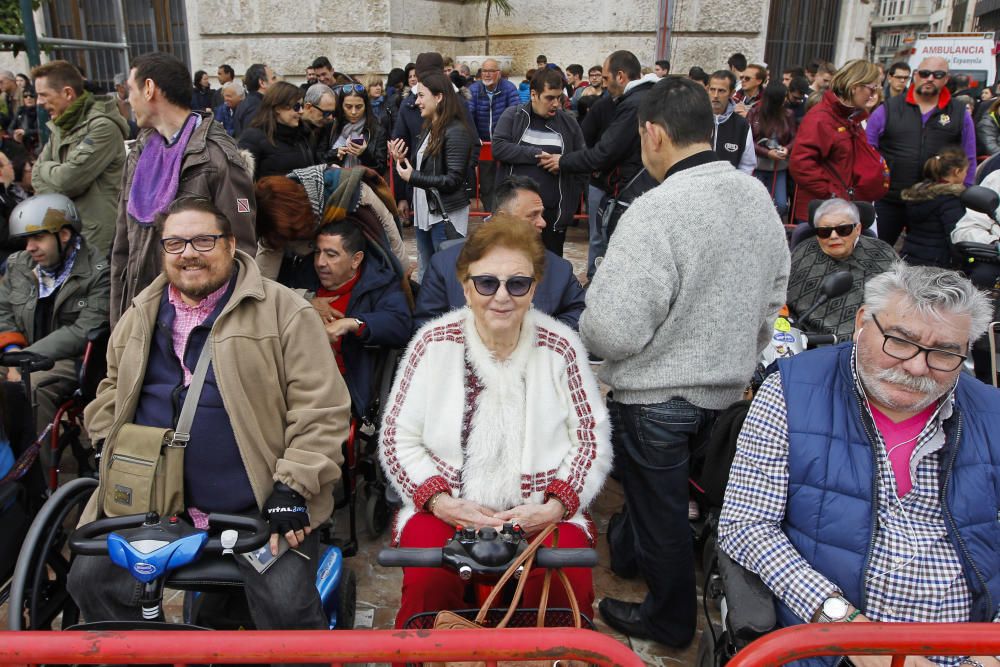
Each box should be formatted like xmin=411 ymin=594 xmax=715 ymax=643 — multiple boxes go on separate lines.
xmin=542 ymin=206 xmax=567 ymax=257
xmin=607 ymin=398 xmax=716 ymax=647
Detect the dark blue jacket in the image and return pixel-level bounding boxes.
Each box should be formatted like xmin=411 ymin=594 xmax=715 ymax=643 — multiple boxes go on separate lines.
xmin=466 ymin=78 xmax=522 ymax=141
xmin=412 ymin=241 xmax=586 ymax=331
xmin=134 ymin=276 xmax=256 ymax=514
xmin=776 ymin=343 xmax=1000 ymax=665
xmin=213 ymin=103 xmax=235 ymax=136
xmin=339 ymin=250 xmax=412 ymax=418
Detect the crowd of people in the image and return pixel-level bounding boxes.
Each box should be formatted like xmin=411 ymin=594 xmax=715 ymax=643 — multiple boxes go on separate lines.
xmin=0 ymin=41 xmax=998 ymax=667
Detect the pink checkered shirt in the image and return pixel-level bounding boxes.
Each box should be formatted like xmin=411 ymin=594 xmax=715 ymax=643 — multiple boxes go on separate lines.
xmin=167 ymin=282 xmax=228 ymax=385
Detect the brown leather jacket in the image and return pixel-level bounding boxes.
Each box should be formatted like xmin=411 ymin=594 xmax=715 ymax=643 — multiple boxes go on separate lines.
xmin=110 ymin=112 xmax=257 ymax=325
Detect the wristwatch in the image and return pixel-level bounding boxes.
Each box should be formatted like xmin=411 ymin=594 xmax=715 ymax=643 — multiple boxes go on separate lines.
xmin=817 ymin=595 xmax=851 ymax=623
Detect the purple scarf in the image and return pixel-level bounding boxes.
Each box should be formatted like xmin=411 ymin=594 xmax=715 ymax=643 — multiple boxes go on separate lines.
xmin=127 ymin=114 xmax=199 ymax=225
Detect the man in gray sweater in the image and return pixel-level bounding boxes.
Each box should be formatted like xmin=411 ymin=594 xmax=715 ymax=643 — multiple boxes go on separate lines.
xmin=580 ymin=77 xmax=789 ymax=647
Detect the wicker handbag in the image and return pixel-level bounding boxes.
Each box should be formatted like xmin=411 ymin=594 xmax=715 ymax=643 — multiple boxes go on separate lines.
xmin=427 ymin=523 xmax=585 ymax=667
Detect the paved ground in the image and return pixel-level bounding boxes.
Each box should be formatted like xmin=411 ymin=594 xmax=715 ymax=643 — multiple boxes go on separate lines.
xmin=1 ymin=223 xmax=713 ymax=666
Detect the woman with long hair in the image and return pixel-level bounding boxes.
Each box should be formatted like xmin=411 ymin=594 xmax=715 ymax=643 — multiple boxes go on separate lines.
xmin=330 ymin=83 xmax=387 ymax=174
xmin=748 ymin=81 xmax=797 ymax=219
xmin=388 ymin=72 xmax=475 ymax=273
xmin=190 ymin=70 xmax=213 ymax=111
xmin=238 ymin=81 xmax=317 ymax=180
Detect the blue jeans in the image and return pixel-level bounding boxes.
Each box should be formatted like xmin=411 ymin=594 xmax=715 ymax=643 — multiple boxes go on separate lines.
xmin=586 ymin=185 xmax=607 ymax=280
xmin=607 ymin=398 xmax=716 ymax=647
xmin=415 ymin=221 xmax=462 ymax=279
xmin=755 ymin=169 xmax=789 ymax=218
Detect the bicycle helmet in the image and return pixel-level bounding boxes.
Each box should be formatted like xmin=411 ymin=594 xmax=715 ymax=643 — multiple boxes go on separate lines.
xmin=9 ymin=193 xmax=83 ymax=239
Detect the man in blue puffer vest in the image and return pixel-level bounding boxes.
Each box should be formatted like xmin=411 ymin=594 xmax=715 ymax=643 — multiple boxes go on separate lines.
xmin=720 ymin=262 xmax=1000 ymax=667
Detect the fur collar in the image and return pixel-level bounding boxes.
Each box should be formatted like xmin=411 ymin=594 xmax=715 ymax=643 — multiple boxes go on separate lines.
xmin=901 ymin=181 xmax=965 ymax=202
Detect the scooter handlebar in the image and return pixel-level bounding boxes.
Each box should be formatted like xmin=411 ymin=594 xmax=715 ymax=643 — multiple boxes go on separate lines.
xmin=377 ymin=546 xmax=598 ymax=569
xmin=69 ymin=512 xmax=270 ymax=556
xmin=378 ymin=548 xmax=443 ymax=568
xmin=203 ymin=513 xmax=270 ymax=552
xmin=69 ymin=514 xmax=150 ymax=555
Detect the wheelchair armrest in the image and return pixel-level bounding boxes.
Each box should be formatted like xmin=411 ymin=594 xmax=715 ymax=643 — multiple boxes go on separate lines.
xmin=953 ymin=241 xmax=1000 ymax=263
xmin=87 ymin=324 xmax=111 ymax=343
xmin=718 ymin=548 xmax=777 ymax=642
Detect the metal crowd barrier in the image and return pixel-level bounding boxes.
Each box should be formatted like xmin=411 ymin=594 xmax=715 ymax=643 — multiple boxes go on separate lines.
xmin=0 ymin=628 xmax=645 ymax=666
xmin=726 ymin=623 xmax=1000 ymax=667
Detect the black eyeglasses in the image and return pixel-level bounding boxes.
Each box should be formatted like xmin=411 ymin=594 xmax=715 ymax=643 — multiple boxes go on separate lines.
xmin=871 ymin=314 xmax=967 ymax=372
xmin=916 ymin=69 xmax=948 ymax=80
xmin=469 ymin=275 xmax=535 ymax=297
xmin=321 ymin=108 xmax=336 ymax=118
xmin=814 ymin=223 xmax=858 ymax=239
xmin=336 ymin=83 xmax=366 ymax=95
xmin=160 ymin=234 xmax=227 ymax=254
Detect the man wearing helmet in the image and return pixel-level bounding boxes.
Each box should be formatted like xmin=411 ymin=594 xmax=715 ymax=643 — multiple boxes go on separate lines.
xmin=0 ymin=193 xmax=110 ymax=438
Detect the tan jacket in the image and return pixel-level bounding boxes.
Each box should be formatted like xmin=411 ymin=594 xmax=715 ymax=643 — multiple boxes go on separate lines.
xmin=110 ymin=112 xmax=257 ymax=326
xmin=82 ymin=251 xmax=349 ymax=526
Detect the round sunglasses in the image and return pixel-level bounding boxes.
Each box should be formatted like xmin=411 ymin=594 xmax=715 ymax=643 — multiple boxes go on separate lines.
xmin=469 ymin=275 xmax=535 ymax=297
xmin=336 ymin=83 xmax=366 ymax=95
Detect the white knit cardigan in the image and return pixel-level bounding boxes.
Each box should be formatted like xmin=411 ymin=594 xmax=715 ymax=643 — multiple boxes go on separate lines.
xmin=379 ymin=306 xmax=612 ymax=541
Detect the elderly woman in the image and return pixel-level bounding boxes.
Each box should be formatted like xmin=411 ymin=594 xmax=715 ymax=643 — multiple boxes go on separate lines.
xmin=787 ymin=198 xmax=897 ymax=337
xmin=380 ymin=216 xmax=611 ymax=628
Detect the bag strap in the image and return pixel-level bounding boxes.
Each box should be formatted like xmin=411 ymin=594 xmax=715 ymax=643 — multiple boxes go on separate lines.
xmin=171 ymin=340 xmax=214 ymax=447
xmin=474 ymin=522 xmax=558 ymax=627
xmin=535 ymin=527 xmax=583 ymax=629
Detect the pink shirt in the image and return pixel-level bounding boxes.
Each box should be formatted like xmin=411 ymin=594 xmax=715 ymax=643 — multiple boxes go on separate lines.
xmin=167 ymin=282 xmax=228 ymax=385
xmin=870 ymin=402 xmax=937 ymax=498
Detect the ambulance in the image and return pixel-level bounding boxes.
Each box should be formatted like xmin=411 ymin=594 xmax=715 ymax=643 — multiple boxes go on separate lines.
xmin=908 ymin=32 xmax=997 ymax=87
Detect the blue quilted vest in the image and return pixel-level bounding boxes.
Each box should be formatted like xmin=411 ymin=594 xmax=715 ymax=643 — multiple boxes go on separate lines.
xmin=775 ymin=344 xmax=1000 ymax=664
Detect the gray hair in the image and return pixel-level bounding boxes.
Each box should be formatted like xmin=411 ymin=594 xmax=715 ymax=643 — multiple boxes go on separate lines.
xmin=304 ymin=82 xmax=334 ymax=105
xmin=862 ymin=262 xmax=994 ymax=344
xmin=220 ymin=80 xmax=245 ymax=98
xmin=813 ymin=198 xmax=860 ymax=227
xmin=0 ymin=70 xmax=14 ymax=82
xmin=113 ymin=72 xmax=127 ymax=87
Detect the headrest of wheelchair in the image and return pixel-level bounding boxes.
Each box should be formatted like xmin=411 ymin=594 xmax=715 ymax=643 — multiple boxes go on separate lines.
xmin=807 ymin=199 xmax=876 ymax=230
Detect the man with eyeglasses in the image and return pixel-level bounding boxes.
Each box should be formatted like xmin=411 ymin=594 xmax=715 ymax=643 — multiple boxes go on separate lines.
xmin=787 ymin=198 xmax=897 ymax=337
xmin=719 ymin=262 xmax=1000 ymax=667
xmin=467 ymin=57 xmax=521 ymax=210
xmin=300 ymin=82 xmax=337 ymax=157
xmin=70 ymin=196 xmax=350 ymax=632
xmin=111 ymin=52 xmax=256 ymax=328
xmin=867 ymin=57 xmax=976 ymax=246
xmin=885 ymin=61 xmax=911 ymax=98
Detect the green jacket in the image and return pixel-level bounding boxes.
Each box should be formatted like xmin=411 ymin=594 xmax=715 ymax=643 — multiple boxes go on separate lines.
xmin=31 ymin=96 xmax=129 ymax=255
xmin=0 ymin=237 xmax=111 ymax=361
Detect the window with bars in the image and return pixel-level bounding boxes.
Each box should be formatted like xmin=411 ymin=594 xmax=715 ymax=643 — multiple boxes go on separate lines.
xmin=765 ymin=0 xmax=843 ymax=75
xmin=43 ymin=0 xmax=189 ymax=94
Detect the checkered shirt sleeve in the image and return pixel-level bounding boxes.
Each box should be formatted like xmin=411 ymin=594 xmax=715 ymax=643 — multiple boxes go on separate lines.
xmin=717 ymin=371 xmax=841 ymax=623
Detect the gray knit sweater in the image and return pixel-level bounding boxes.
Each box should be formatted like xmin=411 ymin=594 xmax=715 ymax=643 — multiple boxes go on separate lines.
xmin=580 ymin=159 xmax=790 ymax=409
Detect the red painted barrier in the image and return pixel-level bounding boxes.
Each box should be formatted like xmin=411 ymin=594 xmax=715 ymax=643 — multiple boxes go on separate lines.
xmin=726 ymin=623 xmax=1000 ymax=667
xmin=0 ymin=628 xmax=645 ymax=666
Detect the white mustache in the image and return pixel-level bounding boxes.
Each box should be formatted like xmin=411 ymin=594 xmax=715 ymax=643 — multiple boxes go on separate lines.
xmin=876 ymin=366 xmax=941 ymax=394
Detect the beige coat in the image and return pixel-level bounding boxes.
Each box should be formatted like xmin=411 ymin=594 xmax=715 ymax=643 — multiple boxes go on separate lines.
xmin=82 ymin=251 xmax=350 ymax=526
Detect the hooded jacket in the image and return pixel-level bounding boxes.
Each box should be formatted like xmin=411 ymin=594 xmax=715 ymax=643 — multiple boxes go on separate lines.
xmin=82 ymin=251 xmax=350 ymax=527
xmin=31 ymin=95 xmax=129 ymax=254
xmin=491 ymin=103 xmax=587 ymax=231
xmin=900 ymin=181 xmax=966 ymax=268
xmin=110 ymin=112 xmax=257 ymax=326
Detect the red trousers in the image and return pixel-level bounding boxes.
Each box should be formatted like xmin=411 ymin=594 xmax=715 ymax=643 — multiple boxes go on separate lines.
xmin=394 ymin=512 xmax=595 ymax=629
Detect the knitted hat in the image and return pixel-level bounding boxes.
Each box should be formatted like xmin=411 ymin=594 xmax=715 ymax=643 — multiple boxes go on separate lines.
xmin=415 ymin=52 xmax=444 ymax=78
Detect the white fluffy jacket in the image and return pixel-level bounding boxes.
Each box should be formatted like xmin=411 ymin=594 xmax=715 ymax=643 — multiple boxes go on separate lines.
xmin=380 ymin=307 xmax=612 ymax=541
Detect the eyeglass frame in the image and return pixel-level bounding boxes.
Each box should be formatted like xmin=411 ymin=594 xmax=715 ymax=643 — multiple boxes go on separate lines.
xmin=814 ymin=222 xmax=859 ymax=239
xmin=160 ymin=234 xmax=228 ymax=254
xmin=870 ymin=313 xmax=967 ymax=372
xmin=468 ymin=274 xmax=535 ymax=297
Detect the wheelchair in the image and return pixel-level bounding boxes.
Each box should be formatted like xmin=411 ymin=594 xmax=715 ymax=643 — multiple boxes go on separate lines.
xmin=8 ymin=480 xmax=358 ymax=632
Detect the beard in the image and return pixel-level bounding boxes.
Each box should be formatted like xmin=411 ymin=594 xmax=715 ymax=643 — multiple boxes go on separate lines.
xmin=856 ymin=343 xmax=950 ymax=413
xmin=168 ymin=258 xmax=232 ymax=301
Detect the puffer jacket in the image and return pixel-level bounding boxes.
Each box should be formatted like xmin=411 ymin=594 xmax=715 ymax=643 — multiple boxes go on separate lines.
xmin=238 ymin=122 xmax=317 ymax=180
xmin=900 ymin=181 xmax=966 ymax=268
xmin=409 ymin=119 xmax=475 ymax=214
xmin=31 ymin=95 xmax=129 ymax=255
xmin=976 ymin=111 xmax=1000 ymax=156
xmin=110 ymin=112 xmax=257 ymax=326
xmin=82 ymin=251 xmax=350 ymax=527
xmin=0 ymin=237 xmax=110 ymax=360
xmin=466 ymin=78 xmax=522 ymax=141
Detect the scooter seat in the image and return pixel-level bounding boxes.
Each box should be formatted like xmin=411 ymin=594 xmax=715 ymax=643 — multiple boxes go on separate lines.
xmin=166 ymin=553 xmax=245 ymax=591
